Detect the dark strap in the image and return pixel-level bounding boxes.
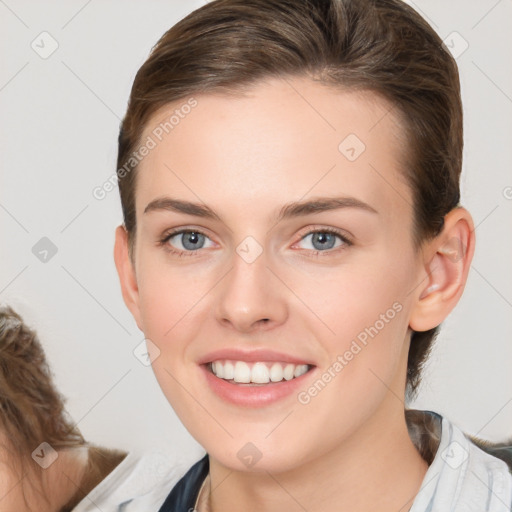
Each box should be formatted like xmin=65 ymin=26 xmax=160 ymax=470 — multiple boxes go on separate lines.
xmin=157 ymin=454 xmax=209 ymax=512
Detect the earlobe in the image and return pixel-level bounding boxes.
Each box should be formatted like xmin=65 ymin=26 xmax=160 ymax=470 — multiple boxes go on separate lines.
xmin=113 ymin=225 xmax=143 ymax=331
xmin=409 ymin=208 xmax=475 ymax=332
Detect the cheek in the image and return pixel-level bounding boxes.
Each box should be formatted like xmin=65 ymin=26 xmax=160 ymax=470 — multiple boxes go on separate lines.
xmin=137 ymin=260 xmax=208 ymax=421
xmin=286 ymin=250 xmax=414 ymax=400
xmin=293 ymin=280 xmax=410 ymax=442
xmin=286 ymin=255 xmax=412 ymax=345
xmin=134 ymin=255 xmax=216 ymax=413
xmin=135 ymin=252 xmax=214 ymax=339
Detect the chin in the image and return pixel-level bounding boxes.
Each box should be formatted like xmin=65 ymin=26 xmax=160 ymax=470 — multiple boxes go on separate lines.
xmin=206 ymin=438 xmax=312 ymax=475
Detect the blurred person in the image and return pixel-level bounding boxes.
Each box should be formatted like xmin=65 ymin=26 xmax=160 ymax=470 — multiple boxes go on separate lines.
xmin=0 ymin=305 xmax=126 ymax=512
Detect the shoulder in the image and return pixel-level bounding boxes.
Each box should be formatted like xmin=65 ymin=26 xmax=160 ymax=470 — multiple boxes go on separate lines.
xmin=71 ymin=451 xmax=194 ymax=512
xmin=65 ymin=446 xmax=128 ymax=510
xmin=406 ymin=408 xmax=512 ymax=472
xmin=407 ymin=409 xmax=512 ymax=511
xmin=466 ymin=433 xmax=512 ymax=473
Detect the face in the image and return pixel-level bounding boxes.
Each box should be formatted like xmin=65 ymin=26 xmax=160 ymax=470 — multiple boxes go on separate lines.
xmin=118 ymin=77 xmax=426 ymax=473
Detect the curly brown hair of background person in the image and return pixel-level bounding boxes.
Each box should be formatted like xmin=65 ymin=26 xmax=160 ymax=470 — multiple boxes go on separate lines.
xmin=0 ymin=305 xmax=126 ymax=512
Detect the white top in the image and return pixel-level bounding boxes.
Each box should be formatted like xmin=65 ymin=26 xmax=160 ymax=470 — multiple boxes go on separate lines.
xmin=410 ymin=415 xmax=512 ymax=512
xmin=71 ymin=451 xmax=188 ymax=512
xmin=72 ymin=414 xmax=512 ymax=511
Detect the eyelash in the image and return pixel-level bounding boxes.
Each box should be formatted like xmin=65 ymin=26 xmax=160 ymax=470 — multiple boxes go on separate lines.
xmin=290 ymin=227 xmax=353 ymax=259
xmin=158 ymin=227 xmax=353 ymax=258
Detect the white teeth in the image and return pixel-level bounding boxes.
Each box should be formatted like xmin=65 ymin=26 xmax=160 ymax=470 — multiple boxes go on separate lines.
xmin=213 ymin=361 xmax=224 ymax=379
xmin=211 ymin=360 xmax=310 ymax=384
xmin=269 ymin=363 xmax=284 ymax=382
xmin=294 ymin=364 xmax=308 ymax=378
xmin=233 ymin=361 xmax=251 ymax=383
xmin=251 ymin=362 xmax=270 ymax=383
xmin=283 ymin=364 xmax=295 ymax=381
xmin=223 ymin=361 xmax=234 ymax=380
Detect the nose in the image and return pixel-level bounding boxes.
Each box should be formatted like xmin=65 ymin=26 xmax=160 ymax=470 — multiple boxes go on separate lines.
xmin=214 ymin=248 xmax=288 ymax=333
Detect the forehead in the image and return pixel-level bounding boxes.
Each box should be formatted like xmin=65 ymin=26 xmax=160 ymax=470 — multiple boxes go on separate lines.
xmin=136 ymin=76 xmax=412 ymax=226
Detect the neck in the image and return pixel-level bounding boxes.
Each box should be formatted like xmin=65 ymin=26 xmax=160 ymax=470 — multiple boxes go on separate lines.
xmin=0 ymin=445 xmax=89 ymax=512
xmin=206 ymin=397 xmax=429 ymax=512
xmin=39 ymin=446 xmax=89 ymax=512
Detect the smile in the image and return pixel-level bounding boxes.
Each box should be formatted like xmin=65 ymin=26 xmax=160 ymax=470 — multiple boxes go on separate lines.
xmin=199 ymin=349 xmax=316 ymax=406
xmin=210 ymin=360 xmax=311 ymax=384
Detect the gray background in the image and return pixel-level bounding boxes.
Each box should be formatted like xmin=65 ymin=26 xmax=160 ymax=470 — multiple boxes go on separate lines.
xmin=1 ymin=0 xmax=511 ymax=466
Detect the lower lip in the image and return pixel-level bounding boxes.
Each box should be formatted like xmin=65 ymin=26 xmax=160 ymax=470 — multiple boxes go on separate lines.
xmin=201 ymin=364 xmax=314 ymax=407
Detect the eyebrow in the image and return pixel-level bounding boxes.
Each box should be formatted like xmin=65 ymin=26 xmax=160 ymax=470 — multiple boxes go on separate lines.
xmin=143 ymin=196 xmax=378 ymax=222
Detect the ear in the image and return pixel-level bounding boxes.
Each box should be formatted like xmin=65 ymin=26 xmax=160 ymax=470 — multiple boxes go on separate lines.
xmin=409 ymin=207 xmax=475 ymax=332
xmin=113 ymin=225 xmax=143 ymax=331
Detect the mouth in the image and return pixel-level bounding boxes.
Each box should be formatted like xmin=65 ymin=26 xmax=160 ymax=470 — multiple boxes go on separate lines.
xmin=200 ymin=352 xmax=316 ymax=407
xmin=207 ymin=359 xmax=313 ymax=385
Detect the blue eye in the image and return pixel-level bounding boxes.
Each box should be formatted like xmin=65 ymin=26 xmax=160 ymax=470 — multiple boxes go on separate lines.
xmin=297 ymin=229 xmax=350 ymax=253
xmin=163 ymin=230 xmax=214 ymax=252
xmin=159 ymin=227 xmax=351 ymax=258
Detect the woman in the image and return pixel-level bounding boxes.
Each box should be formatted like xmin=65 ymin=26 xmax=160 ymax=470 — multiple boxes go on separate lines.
xmin=84 ymin=0 xmax=512 ymax=510
xmin=0 ymin=305 xmax=126 ymax=511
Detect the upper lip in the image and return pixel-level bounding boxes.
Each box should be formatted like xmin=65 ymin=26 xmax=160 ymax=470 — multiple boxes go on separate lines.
xmin=197 ymin=348 xmax=315 ymax=366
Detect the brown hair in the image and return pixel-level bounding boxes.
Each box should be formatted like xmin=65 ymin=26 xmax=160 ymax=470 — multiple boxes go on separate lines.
xmin=0 ymin=306 xmax=84 ymax=457
xmin=116 ymin=0 xmax=463 ymax=397
xmin=0 ymin=305 xmax=126 ymax=511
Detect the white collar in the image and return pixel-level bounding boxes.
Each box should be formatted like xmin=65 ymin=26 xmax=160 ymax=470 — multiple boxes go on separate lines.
xmin=410 ymin=415 xmax=512 ymax=511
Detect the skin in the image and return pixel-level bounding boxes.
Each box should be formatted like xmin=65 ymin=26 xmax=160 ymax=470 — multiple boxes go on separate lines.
xmin=114 ymin=76 xmax=475 ymax=511
xmin=0 ymin=435 xmax=87 ymax=512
